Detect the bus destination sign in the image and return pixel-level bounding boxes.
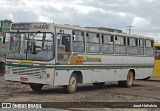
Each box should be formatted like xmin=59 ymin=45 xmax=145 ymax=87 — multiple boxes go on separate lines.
xmin=11 ymin=23 xmax=31 ymax=30
xmin=11 ymin=23 xmax=50 ymax=31
xmin=30 ymin=24 xmax=50 ymax=30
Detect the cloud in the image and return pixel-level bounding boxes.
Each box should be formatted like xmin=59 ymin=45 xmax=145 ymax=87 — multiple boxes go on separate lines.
xmin=132 ymin=17 xmax=150 ymax=30
xmin=0 ymin=0 xmax=160 ymax=41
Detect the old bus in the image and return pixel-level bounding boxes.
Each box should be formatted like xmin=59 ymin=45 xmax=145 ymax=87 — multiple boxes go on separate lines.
xmin=4 ymin=22 xmax=154 ymax=93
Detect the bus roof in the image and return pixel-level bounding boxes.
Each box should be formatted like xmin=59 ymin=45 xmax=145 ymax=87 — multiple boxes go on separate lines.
xmin=10 ymin=22 xmax=154 ymax=40
xmin=55 ymin=24 xmax=154 ymax=40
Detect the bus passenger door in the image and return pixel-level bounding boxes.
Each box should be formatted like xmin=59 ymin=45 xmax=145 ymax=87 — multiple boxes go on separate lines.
xmin=54 ymin=28 xmax=72 ymax=86
xmin=55 ymin=28 xmax=72 ymax=62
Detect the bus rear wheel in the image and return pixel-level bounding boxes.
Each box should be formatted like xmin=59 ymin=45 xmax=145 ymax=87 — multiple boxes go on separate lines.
xmin=125 ymin=71 xmax=134 ymax=87
xmin=64 ymin=74 xmax=78 ymax=93
xmin=118 ymin=71 xmax=134 ymax=87
xmin=30 ymin=84 xmax=43 ymax=91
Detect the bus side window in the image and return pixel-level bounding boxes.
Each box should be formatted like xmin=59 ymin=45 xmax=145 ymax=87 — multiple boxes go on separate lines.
xmin=145 ymin=40 xmax=154 ymax=56
xmin=115 ymin=36 xmax=126 ymax=54
xmin=127 ymin=37 xmax=138 ymax=55
xmin=101 ymin=34 xmax=114 ymax=54
xmin=86 ymin=32 xmax=100 ymax=53
xmin=72 ymin=30 xmax=84 ymax=52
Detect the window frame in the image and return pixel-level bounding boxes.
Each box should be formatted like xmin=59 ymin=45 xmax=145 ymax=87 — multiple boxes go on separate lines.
xmin=101 ymin=34 xmax=114 ymax=54
xmin=115 ymin=35 xmax=127 ymax=54
xmin=138 ymin=38 xmax=144 ymax=55
xmin=72 ymin=30 xmax=85 ymax=53
xmin=86 ymin=32 xmax=100 ymax=53
xmin=126 ymin=37 xmax=138 ymax=55
xmin=145 ymin=39 xmax=154 ymax=56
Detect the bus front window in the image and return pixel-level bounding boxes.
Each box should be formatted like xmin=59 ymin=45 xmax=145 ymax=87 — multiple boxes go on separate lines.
xmin=7 ymin=32 xmax=54 ymax=61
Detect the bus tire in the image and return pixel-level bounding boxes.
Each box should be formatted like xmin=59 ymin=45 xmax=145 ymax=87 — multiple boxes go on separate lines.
xmin=93 ymin=82 xmax=105 ymax=86
xmin=64 ymin=74 xmax=78 ymax=93
xmin=30 ymin=84 xmax=43 ymax=91
xmin=125 ymin=71 xmax=134 ymax=87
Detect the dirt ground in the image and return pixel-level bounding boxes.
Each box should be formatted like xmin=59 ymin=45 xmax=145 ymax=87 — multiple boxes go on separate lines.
xmin=0 ymin=76 xmax=160 ymax=111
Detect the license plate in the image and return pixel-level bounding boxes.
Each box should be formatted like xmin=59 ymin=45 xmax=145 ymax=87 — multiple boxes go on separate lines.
xmin=20 ymin=77 xmax=28 ymax=82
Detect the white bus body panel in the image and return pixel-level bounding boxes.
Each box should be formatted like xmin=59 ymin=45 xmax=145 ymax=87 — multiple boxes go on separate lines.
xmin=53 ymin=55 xmax=154 ymax=86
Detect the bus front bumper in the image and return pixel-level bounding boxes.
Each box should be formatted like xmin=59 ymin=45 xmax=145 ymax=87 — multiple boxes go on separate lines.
xmin=4 ymin=74 xmax=53 ymax=86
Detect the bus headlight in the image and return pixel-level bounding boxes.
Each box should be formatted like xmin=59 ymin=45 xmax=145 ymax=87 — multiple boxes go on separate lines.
xmin=40 ymin=73 xmax=46 ymax=78
xmin=40 ymin=73 xmax=50 ymax=78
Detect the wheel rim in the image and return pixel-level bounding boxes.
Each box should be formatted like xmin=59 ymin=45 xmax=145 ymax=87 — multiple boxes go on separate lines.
xmin=69 ymin=76 xmax=77 ymax=90
xmin=128 ymin=73 xmax=133 ymax=85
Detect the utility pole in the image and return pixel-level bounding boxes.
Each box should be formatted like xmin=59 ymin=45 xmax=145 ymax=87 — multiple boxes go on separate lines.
xmin=126 ymin=26 xmax=134 ymax=34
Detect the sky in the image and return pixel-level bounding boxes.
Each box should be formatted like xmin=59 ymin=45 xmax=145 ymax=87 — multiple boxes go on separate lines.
xmin=0 ymin=0 xmax=160 ymax=41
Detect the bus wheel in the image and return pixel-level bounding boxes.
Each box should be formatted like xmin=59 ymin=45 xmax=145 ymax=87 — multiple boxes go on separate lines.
xmin=118 ymin=71 xmax=134 ymax=87
xmin=64 ymin=74 xmax=78 ymax=94
xmin=93 ymin=82 xmax=105 ymax=86
xmin=30 ymin=84 xmax=43 ymax=91
xmin=125 ymin=71 xmax=134 ymax=87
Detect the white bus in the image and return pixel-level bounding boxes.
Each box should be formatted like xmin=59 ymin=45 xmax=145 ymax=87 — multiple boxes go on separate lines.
xmin=4 ymin=22 xmax=154 ymax=93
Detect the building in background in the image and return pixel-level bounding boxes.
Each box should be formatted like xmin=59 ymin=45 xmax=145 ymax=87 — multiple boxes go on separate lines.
xmin=0 ymin=20 xmax=12 ymax=43
xmin=0 ymin=20 xmax=12 ymax=75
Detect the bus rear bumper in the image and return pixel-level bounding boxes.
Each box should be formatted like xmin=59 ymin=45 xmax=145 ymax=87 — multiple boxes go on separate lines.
xmin=4 ymin=74 xmax=53 ymax=86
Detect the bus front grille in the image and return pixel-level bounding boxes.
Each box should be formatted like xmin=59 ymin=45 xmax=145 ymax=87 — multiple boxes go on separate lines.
xmin=8 ymin=66 xmax=45 ymax=78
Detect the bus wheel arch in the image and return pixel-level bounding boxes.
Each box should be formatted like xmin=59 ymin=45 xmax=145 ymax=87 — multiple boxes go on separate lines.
xmin=72 ymin=71 xmax=83 ymax=84
xmin=129 ymin=69 xmax=135 ymax=79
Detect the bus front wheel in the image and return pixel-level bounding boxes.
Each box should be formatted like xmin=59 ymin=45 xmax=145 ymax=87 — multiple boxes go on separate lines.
xmin=64 ymin=74 xmax=78 ymax=93
xmin=30 ymin=84 xmax=43 ymax=91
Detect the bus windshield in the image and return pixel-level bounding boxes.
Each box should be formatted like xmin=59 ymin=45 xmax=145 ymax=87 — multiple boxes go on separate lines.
xmin=7 ymin=32 xmax=54 ymax=61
